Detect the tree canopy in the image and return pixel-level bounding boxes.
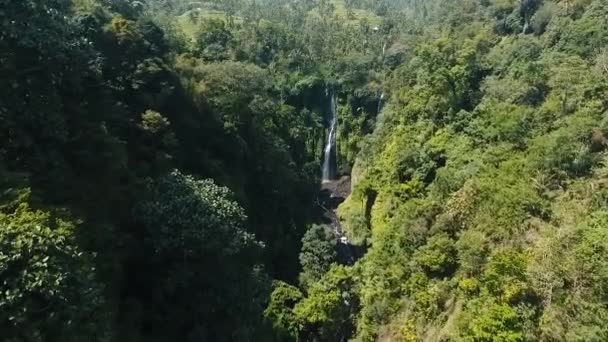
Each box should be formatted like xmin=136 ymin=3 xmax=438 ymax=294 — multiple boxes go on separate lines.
xmin=2 ymin=0 xmax=608 ymax=340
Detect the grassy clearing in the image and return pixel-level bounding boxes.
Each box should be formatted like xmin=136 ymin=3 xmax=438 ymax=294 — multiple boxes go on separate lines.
xmin=331 ymin=0 xmax=382 ymax=25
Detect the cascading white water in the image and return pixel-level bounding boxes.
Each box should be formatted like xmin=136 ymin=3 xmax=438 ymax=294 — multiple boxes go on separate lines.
xmin=322 ymin=93 xmax=337 ymax=182
xmin=377 ymin=92 xmax=385 ymax=114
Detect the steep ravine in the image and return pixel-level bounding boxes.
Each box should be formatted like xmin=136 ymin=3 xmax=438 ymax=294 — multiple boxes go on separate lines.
xmin=318 ymin=89 xmax=361 ymax=264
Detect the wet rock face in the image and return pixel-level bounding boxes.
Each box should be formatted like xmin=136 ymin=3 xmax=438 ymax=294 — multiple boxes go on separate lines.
xmin=317 ymin=175 xmax=363 ymax=265
xmin=320 ymin=176 xmax=351 ymax=205
xmin=318 ymin=191 xmax=345 ymax=209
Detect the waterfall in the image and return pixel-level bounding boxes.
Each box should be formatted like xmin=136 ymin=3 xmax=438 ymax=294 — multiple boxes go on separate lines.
xmin=382 ymin=42 xmax=387 ymax=60
xmin=377 ymin=92 xmax=385 ymax=115
xmin=322 ymin=92 xmax=337 ymax=182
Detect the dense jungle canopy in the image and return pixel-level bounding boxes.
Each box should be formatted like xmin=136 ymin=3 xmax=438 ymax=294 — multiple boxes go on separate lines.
xmin=1 ymin=0 xmax=608 ymax=340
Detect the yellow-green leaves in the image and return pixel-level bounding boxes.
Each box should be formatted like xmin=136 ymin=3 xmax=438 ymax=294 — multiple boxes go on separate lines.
xmin=0 ymin=203 xmax=107 ymax=341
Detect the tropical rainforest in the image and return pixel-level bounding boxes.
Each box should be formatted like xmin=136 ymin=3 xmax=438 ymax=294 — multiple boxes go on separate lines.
xmin=1 ymin=0 xmax=608 ymax=340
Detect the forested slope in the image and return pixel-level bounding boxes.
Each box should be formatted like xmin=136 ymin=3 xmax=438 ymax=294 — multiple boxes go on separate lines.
xmin=268 ymin=0 xmax=608 ymax=341
xmin=1 ymin=0 xmax=608 ymax=341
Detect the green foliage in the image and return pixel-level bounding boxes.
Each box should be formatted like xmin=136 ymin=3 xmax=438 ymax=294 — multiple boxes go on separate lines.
xmin=264 ymin=281 xmax=304 ymax=341
xmin=460 ymin=301 xmax=525 ymax=342
xmin=294 ymin=265 xmax=359 ymax=341
xmin=0 ymin=0 xmax=92 ymax=178
xmin=0 ymin=204 xmax=109 ymax=341
xmin=482 ymin=249 xmax=529 ymax=299
xmin=3 ymin=0 xmax=392 ymax=340
xmin=140 ymin=109 xmax=170 ymax=133
xmin=456 ymin=230 xmax=488 ymax=276
xmin=195 ymin=19 xmax=234 ymax=61
xmin=3 ymin=0 xmax=608 ymax=340
xmin=106 ymin=15 xmax=142 ymax=45
xmin=265 ymin=265 xmax=359 ymax=341
xmin=137 ymin=170 xmax=258 ymax=256
xmin=324 ymin=0 xmax=608 ymax=340
xmin=548 ymin=0 xmax=608 ymax=58
xmin=413 ymin=232 xmax=457 ymax=276
xmin=133 ymin=170 xmax=269 ymax=340
xmin=299 ymin=224 xmax=337 ymax=288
